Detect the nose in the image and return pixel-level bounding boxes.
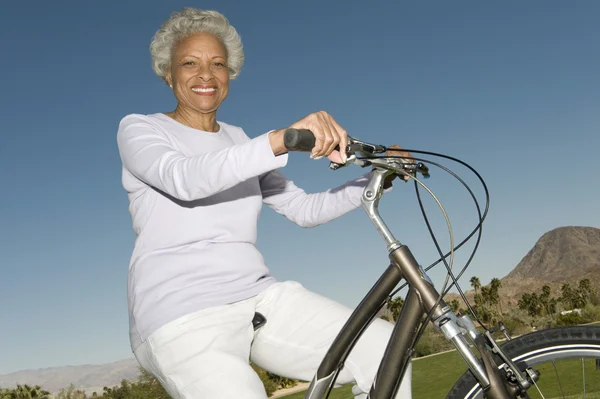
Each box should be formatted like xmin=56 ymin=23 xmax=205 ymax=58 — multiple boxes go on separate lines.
xmin=196 ymin=62 xmax=213 ymax=81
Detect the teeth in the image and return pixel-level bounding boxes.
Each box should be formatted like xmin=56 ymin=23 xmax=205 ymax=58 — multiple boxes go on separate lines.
xmin=192 ymin=87 xmax=216 ymax=93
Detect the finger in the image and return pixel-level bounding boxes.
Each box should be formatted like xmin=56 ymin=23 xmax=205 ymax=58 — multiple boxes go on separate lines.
xmin=315 ymin=112 xmax=336 ymax=157
xmin=387 ymin=144 xmax=412 ymax=160
xmin=302 ymin=116 xmax=323 ymax=158
xmin=328 ymin=114 xmax=348 ymax=163
xmin=288 ymin=115 xmax=320 ymax=157
xmin=307 ymin=113 xmax=327 ymax=158
xmin=311 ymin=132 xmax=323 ymax=158
xmin=322 ymin=114 xmax=340 ymax=156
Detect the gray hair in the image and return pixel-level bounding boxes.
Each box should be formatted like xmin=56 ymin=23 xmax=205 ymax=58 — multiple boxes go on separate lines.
xmin=150 ymin=8 xmax=244 ymax=83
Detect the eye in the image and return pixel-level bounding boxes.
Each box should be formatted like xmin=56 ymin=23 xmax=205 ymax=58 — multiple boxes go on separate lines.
xmin=212 ymin=61 xmax=227 ymax=69
xmin=182 ymin=60 xmax=196 ymax=66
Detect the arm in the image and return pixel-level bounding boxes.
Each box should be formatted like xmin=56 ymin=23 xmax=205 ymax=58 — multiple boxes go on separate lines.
xmin=259 ymin=170 xmax=375 ymax=228
xmin=116 ymin=115 xmax=288 ymax=201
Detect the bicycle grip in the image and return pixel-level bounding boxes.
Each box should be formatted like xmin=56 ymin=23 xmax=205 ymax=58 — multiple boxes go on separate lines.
xmin=284 ymin=128 xmax=316 ymax=151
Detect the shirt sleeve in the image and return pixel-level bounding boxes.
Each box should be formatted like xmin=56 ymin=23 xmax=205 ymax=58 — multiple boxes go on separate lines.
xmin=117 ymin=115 xmax=288 ymax=201
xmin=259 ymin=170 xmax=376 ymax=228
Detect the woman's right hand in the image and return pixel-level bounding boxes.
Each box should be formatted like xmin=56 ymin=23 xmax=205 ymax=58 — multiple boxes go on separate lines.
xmin=269 ymin=111 xmax=348 ymax=164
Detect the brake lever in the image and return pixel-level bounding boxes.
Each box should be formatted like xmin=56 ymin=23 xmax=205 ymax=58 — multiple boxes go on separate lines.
xmin=348 ymin=137 xmax=387 ymax=155
xmin=328 ymin=137 xmax=430 ymax=179
xmin=329 ymin=136 xmax=387 ymax=170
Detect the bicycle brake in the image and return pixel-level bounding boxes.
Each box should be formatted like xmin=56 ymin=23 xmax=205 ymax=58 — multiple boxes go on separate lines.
xmin=329 ymin=136 xmax=387 ymax=170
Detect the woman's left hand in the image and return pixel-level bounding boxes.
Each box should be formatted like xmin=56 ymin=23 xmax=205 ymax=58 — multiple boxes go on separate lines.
xmin=384 ymin=144 xmax=413 ymax=184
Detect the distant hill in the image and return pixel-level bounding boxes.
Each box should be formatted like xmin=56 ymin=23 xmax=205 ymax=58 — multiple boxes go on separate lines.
xmin=2 ymin=226 xmax=598 ymax=394
xmin=0 ymin=358 xmax=139 ymax=394
xmin=450 ymin=226 xmax=600 ymax=309
xmin=499 ymin=226 xmax=600 ymax=306
xmin=505 ymin=226 xmax=600 ymax=282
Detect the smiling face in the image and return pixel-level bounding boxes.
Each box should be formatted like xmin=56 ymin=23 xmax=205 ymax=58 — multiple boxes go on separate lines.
xmin=166 ymin=32 xmax=230 ymax=116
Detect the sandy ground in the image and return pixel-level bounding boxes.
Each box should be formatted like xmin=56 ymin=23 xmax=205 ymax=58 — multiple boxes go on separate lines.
xmin=270 ymin=382 xmax=310 ymax=398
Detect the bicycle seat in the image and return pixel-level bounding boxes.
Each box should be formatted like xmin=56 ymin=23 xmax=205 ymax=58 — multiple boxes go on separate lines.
xmin=252 ymin=312 xmax=266 ymax=331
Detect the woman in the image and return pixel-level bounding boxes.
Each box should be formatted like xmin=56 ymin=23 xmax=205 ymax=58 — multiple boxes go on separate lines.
xmin=117 ymin=8 xmax=412 ymax=399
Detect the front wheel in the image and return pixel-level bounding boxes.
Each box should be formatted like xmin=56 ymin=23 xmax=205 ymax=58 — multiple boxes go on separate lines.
xmin=446 ymin=325 xmax=600 ymax=399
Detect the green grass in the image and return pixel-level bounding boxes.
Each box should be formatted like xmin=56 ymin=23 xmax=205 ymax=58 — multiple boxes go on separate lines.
xmin=280 ymin=384 xmax=353 ymax=399
xmin=280 ymin=352 xmax=600 ymax=398
xmin=527 ymin=358 xmax=600 ymax=399
xmin=280 ymin=351 xmax=466 ymax=398
xmin=281 ymin=322 xmax=600 ymax=398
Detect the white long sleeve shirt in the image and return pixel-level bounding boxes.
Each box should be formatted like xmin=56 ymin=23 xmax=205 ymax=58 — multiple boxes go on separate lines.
xmin=117 ymin=113 xmax=373 ymax=350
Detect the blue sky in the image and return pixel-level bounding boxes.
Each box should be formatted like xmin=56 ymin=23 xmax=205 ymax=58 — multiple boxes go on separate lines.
xmin=1 ymin=0 xmax=598 ymax=374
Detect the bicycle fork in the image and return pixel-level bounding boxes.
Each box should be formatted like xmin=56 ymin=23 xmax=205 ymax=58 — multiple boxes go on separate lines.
xmin=385 ymin=245 xmax=538 ymax=399
xmin=363 ymin=169 xmax=538 ymax=398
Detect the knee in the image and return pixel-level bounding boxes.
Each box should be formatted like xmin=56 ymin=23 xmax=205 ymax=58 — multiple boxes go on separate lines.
xmin=346 ymin=319 xmax=412 ymax=394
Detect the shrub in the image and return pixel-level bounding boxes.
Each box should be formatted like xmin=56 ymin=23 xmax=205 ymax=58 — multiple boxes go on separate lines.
xmin=250 ymin=363 xmax=279 ymax=397
xmin=413 ymin=326 xmax=453 ymax=357
xmin=556 ymin=311 xmax=583 ymax=326
xmin=57 ymin=384 xmax=88 ymax=399
xmin=266 ymin=373 xmax=298 ymax=390
xmin=498 ymin=315 xmax=530 ymax=337
xmin=580 ymin=304 xmax=600 ymax=323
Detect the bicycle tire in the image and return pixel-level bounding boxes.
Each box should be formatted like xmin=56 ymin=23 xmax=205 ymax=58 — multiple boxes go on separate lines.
xmin=445 ymin=325 xmax=600 ymax=399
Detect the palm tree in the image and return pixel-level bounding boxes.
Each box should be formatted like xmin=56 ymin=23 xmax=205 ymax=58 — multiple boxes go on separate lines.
xmin=490 ymin=278 xmax=503 ymax=314
xmin=578 ymin=278 xmax=596 ymax=305
xmin=470 ymin=276 xmax=481 ymax=296
xmin=561 ymin=283 xmax=578 ymax=310
xmin=387 ymin=296 xmax=405 ymax=322
xmin=1 ymin=385 xmax=51 ymax=399
xmin=518 ymin=293 xmax=542 ymax=317
xmin=449 ymin=299 xmax=461 ymax=313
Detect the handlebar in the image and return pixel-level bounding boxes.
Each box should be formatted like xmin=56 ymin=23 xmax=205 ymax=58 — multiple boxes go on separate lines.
xmin=283 ymin=128 xmax=317 ymax=151
xmin=283 ymin=128 xmax=430 ymax=178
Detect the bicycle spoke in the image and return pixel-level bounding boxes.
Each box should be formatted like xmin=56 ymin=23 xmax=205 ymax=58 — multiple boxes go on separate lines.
xmin=527 ymin=369 xmax=546 ymax=399
xmin=551 ymin=360 xmax=566 ymax=399
xmin=582 ymin=358 xmax=586 ymax=399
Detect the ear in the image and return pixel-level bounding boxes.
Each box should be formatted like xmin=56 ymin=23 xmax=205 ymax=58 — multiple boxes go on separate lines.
xmin=165 ymin=74 xmax=173 ymax=88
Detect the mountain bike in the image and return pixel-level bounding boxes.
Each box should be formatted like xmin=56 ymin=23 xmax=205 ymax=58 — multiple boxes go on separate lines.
xmin=282 ymin=128 xmax=600 ymax=399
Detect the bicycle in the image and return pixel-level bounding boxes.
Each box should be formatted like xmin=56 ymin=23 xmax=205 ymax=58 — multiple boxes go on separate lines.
xmin=281 ymin=128 xmax=600 ymax=399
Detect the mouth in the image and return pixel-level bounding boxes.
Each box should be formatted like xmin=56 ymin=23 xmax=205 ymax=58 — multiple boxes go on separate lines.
xmin=191 ymin=86 xmax=217 ymax=95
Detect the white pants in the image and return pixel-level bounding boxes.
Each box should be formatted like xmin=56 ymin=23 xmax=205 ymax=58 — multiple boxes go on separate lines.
xmin=134 ymin=281 xmax=412 ymax=398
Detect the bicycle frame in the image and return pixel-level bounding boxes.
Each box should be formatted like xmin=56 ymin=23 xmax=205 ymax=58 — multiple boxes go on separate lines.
xmin=303 ymin=164 xmax=530 ymax=399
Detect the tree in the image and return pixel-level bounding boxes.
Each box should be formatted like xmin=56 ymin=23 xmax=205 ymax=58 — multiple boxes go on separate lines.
xmin=387 ymin=296 xmax=404 ymax=322
xmin=560 ymin=283 xmax=587 ymax=310
xmin=473 ymin=285 xmax=499 ymax=323
xmin=0 ymin=384 xmax=51 ymax=399
xmin=518 ymin=293 xmax=542 ymax=317
xmin=578 ymin=279 xmax=597 ymax=305
xmin=101 ymin=368 xmax=170 ymax=399
xmin=538 ymin=285 xmax=557 ymax=318
xmin=449 ymin=299 xmax=461 ymax=313
xmin=470 ymin=276 xmax=481 ymax=296
xmin=56 ymin=385 xmax=87 ymax=399
xmin=490 ymin=277 xmax=503 ymax=314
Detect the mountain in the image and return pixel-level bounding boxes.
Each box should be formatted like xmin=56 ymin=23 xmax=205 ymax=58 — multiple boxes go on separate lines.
xmin=0 ymin=358 xmax=140 ymax=394
xmin=448 ymin=226 xmax=600 ymax=309
xmin=498 ymin=226 xmax=600 ymax=305
xmin=505 ymin=226 xmax=600 ymax=282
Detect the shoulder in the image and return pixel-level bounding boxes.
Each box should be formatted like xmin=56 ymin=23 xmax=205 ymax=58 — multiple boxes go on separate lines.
xmin=116 ymin=114 xmax=177 ymax=152
xmin=217 ymin=120 xmax=252 ymax=143
xmin=117 ymin=113 xmax=172 ymax=140
xmin=118 ymin=113 xmax=168 ymax=130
